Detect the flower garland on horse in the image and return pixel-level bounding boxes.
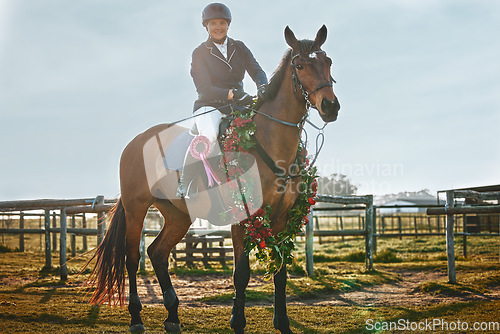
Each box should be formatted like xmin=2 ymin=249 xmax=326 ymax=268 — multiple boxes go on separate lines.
xmin=221 ymin=108 xmax=318 ymax=279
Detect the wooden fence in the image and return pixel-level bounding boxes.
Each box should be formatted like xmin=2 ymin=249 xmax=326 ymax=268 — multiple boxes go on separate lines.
xmin=305 ymin=195 xmax=375 ymax=275
xmin=427 ymin=189 xmax=500 ymax=284
xmin=0 ymin=197 xmax=114 ymax=280
xmin=1 ymin=192 xmax=498 ymax=280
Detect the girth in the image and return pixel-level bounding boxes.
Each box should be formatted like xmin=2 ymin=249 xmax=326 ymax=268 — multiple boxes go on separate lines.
xmin=253 ymin=136 xmax=300 ymax=228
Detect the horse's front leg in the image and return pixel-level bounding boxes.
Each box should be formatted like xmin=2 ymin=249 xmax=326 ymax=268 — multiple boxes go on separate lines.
xmin=273 ymin=265 xmax=293 ymax=334
xmin=230 ymin=224 xmax=250 ymax=334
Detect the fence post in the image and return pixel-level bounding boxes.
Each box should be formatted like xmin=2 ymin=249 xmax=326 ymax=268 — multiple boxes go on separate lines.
xmin=398 ymin=216 xmax=402 ymax=240
xmin=446 ymin=190 xmax=456 ymax=284
xmin=82 ymin=214 xmax=88 ymax=252
xmin=44 ymin=210 xmax=52 ymax=269
xmin=71 ymin=214 xmax=76 ymax=257
xmin=339 ymin=216 xmax=345 ymax=242
xmin=365 ymin=195 xmax=374 ymax=271
xmin=305 ymin=208 xmax=314 ymax=277
xmin=52 ymin=211 xmax=57 ymax=250
xmin=19 ymin=212 xmax=25 ymax=252
xmin=96 ymin=195 xmax=105 ymax=245
xmin=60 ymin=208 xmax=68 ymax=280
xmin=39 ymin=215 xmax=42 ymax=250
xmin=372 ymin=207 xmax=377 ymax=255
xmin=463 ymin=214 xmax=467 ymax=258
xmin=314 ymin=216 xmax=322 ymax=245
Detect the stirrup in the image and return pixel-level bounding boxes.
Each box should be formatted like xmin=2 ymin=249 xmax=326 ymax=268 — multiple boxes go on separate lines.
xmin=176 ymin=180 xmax=196 ymax=199
xmin=176 ymin=186 xmax=186 ymax=199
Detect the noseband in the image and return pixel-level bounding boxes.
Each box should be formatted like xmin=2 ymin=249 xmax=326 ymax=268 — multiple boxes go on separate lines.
xmin=290 ymin=51 xmax=335 ymax=109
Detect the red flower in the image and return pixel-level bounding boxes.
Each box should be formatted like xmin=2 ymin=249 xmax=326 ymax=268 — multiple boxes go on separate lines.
xmin=311 ymin=179 xmax=318 ymax=193
xmin=254 ymin=220 xmax=262 ymax=228
xmin=308 ymin=197 xmax=316 ymax=205
xmin=259 ymin=240 xmax=266 ymax=249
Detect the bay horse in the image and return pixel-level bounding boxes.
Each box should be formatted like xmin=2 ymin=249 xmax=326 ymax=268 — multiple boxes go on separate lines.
xmin=86 ymin=25 xmax=340 ymax=333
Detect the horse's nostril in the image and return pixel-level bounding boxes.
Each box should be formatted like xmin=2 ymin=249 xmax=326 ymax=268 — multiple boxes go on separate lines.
xmin=321 ymin=98 xmax=335 ymax=110
xmin=320 ymin=98 xmax=339 ymax=122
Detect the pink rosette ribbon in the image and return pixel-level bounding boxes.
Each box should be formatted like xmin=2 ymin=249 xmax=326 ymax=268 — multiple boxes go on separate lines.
xmin=189 ymin=135 xmax=221 ymax=187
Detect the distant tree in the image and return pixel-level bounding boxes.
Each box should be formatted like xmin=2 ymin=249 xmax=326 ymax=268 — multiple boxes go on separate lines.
xmin=316 ymin=173 xmax=357 ymax=196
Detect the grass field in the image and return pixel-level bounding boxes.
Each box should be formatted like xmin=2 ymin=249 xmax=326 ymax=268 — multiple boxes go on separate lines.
xmin=0 ymin=235 xmax=499 ymax=333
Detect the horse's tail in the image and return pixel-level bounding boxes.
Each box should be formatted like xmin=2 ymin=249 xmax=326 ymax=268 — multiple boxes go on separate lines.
xmin=85 ymin=198 xmax=127 ymax=306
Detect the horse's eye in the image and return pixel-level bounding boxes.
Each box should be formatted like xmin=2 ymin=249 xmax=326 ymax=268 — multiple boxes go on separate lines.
xmin=295 ymin=64 xmax=304 ymax=70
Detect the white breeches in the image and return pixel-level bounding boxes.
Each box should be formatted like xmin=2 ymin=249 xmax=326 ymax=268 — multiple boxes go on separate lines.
xmin=193 ymin=106 xmax=225 ymax=144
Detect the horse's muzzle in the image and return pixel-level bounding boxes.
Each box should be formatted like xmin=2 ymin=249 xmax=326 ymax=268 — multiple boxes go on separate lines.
xmin=320 ymin=97 xmax=340 ymax=122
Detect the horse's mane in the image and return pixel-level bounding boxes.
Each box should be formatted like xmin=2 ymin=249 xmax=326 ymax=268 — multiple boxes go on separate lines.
xmin=258 ymin=39 xmax=315 ymax=107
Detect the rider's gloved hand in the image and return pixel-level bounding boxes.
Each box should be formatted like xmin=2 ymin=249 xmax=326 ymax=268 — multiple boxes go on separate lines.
xmin=257 ymin=84 xmax=267 ymax=100
xmin=232 ymin=88 xmax=253 ymax=106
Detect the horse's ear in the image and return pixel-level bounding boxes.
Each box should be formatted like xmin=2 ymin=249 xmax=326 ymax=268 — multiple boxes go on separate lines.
xmin=313 ymin=25 xmax=327 ymax=49
xmin=285 ymin=26 xmax=298 ymax=49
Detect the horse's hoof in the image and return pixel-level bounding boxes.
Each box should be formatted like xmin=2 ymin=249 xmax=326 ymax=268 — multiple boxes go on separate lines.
xmin=164 ymin=321 xmax=182 ymax=333
xmin=129 ymin=323 xmax=146 ymax=333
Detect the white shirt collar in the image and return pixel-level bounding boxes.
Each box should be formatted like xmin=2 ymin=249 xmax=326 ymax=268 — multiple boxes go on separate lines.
xmin=213 ymin=37 xmax=228 ymax=59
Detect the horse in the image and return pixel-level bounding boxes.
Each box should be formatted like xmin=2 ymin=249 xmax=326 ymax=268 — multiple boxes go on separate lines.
xmin=86 ymin=25 xmax=340 ymax=334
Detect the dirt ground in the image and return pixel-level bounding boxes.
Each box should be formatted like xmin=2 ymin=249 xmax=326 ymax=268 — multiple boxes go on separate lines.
xmin=135 ymin=268 xmax=500 ymax=308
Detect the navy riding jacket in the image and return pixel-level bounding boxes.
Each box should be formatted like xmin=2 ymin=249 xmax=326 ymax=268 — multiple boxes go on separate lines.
xmin=191 ymin=37 xmax=268 ymax=114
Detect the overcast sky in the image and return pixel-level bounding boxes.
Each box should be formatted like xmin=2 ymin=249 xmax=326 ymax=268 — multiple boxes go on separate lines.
xmin=0 ymin=0 xmax=498 ymax=201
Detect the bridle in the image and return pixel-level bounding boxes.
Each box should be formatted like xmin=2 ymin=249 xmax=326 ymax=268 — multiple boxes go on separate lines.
xmin=290 ymin=50 xmax=336 ymax=111
xmin=249 ymin=49 xmax=335 ymax=129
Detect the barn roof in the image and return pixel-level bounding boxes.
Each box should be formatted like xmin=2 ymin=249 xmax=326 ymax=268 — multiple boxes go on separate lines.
xmin=376 ymin=191 xmax=438 ymax=206
xmin=440 ymin=184 xmax=500 ymax=193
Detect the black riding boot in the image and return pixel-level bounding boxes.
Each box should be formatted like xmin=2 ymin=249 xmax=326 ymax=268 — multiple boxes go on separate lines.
xmin=176 ymin=152 xmax=200 ymax=199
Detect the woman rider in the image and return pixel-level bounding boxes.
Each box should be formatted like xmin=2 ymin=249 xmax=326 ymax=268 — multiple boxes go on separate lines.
xmin=177 ymin=3 xmax=268 ymax=198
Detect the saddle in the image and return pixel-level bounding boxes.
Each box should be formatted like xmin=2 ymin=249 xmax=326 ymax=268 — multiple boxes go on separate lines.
xmin=161 ymin=114 xmax=235 ymax=172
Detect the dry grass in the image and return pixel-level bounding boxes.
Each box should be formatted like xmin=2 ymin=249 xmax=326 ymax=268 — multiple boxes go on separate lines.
xmin=0 ymin=235 xmax=498 ymax=333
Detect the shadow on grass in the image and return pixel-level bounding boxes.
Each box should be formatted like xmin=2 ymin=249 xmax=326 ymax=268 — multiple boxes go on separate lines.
xmin=0 ymin=306 xmax=126 ymax=328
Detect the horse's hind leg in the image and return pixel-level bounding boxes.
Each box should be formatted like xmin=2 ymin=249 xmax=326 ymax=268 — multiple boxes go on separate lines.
xmin=123 ymin=199 xmax=150 ymax=333
xmin=148 ymin=199 xmax=192 ymax=333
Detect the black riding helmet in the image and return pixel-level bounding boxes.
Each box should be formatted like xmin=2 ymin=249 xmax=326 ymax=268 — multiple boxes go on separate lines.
xmin=202 ymin=3 xmax=231 ymax=27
